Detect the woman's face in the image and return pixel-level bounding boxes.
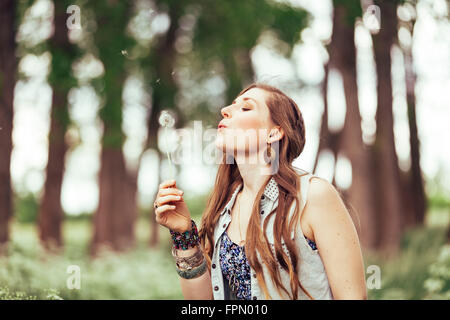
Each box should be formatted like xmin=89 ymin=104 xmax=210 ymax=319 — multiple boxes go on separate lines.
xmin=215 ymin=88 xmax=275 ymax=156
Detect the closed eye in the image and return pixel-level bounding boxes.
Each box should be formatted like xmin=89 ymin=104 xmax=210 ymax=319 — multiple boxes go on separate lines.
xmin=241 ymin=104 xmax=252 ymax=111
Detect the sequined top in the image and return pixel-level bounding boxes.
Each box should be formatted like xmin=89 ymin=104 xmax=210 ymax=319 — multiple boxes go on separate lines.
xmin=219 ymin=230 xmax=317 ymax=300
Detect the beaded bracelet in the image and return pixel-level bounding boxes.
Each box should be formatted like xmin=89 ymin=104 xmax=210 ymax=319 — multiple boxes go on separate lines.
xmin=169 ymin=219 xmax=200 ymax=250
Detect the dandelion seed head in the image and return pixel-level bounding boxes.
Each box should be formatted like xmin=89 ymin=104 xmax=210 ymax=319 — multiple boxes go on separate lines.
xmin=159 ymin=110 xmax=175 ymax=128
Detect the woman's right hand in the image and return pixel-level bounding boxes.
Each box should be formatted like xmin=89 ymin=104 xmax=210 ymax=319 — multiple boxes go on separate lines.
xmin=154 ymin=179 xmax=192 ymax=233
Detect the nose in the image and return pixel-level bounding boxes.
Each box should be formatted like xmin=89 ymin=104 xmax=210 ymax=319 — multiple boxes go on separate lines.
xmin=221 ymin=105 xmax=231 ymax=118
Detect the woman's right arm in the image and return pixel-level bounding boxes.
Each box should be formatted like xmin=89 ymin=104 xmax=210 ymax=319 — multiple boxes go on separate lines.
xmin=177 ymin=246 xmax=213 ymax=299
xmin=155 ymin=179 xmax=214 ymax=300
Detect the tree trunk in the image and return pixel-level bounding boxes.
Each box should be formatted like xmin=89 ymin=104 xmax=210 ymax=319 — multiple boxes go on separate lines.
xmin=91 ymin=0 xmax=136 ymax=254
xmin=372 ymin=0 xmax=405 ymax=254
xmin=329 ymin=4 xmax=378 ymax=250
xmin=93 ymin=148 xmax=133 ymax=251
xmin=313 ymin=63 xmax=329 ymax=174
xmin=124 ymin=167 xmax=138 ymax=246
xmin=402 ymin=37 xmax=426 ymax=228
xmin=0 ymin=0 xmax=16 ymax=252
xmin=38 ymin=91 xmax=67 ymax=250
xmin=38 ymin=0 xmax=75 ymax=250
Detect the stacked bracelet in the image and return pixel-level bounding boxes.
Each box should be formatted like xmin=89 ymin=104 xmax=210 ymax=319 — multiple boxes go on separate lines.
xmin=169 ymin=219 xmax=200 ymax=250
xmin=175 ymin=259 xmax=207 ymax=279
xmin=170 ymin=220 xmax=207 ymax=279
xmin=171 ymin=246 xmax=207 ymax=279
xmin=172 ymin=246 xmax=204 ymax=270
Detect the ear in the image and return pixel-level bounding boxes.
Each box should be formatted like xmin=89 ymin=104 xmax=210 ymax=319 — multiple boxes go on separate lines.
xmin=267 ymin=126 xmax=284 ymax=143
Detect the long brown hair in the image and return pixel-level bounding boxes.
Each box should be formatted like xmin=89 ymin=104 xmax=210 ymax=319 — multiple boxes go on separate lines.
xmin=198 ymin=83 xmax=314 ymax=300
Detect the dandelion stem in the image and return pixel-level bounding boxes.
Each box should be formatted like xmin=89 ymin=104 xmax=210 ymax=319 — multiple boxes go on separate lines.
xmin=165 ymin=126 xmax=174 ymax=179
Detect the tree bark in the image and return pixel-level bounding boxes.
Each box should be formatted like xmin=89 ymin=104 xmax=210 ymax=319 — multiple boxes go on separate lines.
xmin=329 ymin=4 xmax=379 ymax=250
xmin=401 ymin=30 xmax=426 ymax=228
xmin=91 ymin=0 xmax=136 ymax=254
xmin=38 ymin=0 xmax=75 ymax=250
xmin=0 ymin=0 xmax=17 ymax=252
xmin=93 ymin=148 xmax=133 ymax=251
xmin=372 ymin=0 xmax=405 ymax=253
xmin=313 ymin=63 xmax=329 ymax=174
xmin=38 ymin=90 xmax=67 ymax=249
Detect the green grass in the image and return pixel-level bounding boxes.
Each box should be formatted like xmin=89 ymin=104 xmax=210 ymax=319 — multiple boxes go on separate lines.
xmin=0 ymin=208 xmax=449 ymax=300
xmin=0 ymin=218 xmax=184 ymax=300
xmin=365 ymin=225 xmax=449 ymax=299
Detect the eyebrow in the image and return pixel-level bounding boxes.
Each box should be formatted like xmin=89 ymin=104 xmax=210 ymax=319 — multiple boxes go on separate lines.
xmin=232 ymin=97 xmax=258 ymax=107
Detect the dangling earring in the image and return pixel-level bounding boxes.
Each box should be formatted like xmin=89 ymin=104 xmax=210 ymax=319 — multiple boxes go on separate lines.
xmin=266 ymin=141 xmax=276 ymax=163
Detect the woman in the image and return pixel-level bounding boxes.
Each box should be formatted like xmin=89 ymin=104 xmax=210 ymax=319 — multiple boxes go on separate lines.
xmin=154 ymin=83 xmax=367 ymax=300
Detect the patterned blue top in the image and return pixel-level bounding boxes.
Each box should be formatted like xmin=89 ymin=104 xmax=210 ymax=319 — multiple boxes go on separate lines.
xmin=219 ymin=230 xmax=317 ymax=300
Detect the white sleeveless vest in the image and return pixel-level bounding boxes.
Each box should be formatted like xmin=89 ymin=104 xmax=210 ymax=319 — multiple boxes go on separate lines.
xmin=209 ymin=167 xmax=334 ymax=300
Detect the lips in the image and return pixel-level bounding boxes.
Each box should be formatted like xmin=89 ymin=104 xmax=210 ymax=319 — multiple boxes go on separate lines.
xmin=218 ymin=122 xmax=227 ymax=129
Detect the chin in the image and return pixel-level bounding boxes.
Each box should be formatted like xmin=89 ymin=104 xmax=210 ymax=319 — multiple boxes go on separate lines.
xmin=214 ymin=135 xmax=223 ymax=149
xmin=214 ymin=140 xmax=231 ymax=154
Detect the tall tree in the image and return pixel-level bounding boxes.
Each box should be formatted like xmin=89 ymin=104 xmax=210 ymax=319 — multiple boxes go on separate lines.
xmin=192 ymin=0 xmax=308 ymax=104
xmin=325 ymin=1 xmax=379 ymax=249
xmin=0 ymin=0 xmax=17 ymax=252
xmin=314 ymin=64 xmax=330 ymax=174
xmin=38 ymin=0 xmax=77 ymax=250
xmin=90 ymin=0 xmax=136 ymax=253
xmin=313 ymin=65 xmax=341 ymax=185
xmin=398 ymin=2 xmax=426 ymax=229
xmin=372 ymin=0 xmax=405 ymax=253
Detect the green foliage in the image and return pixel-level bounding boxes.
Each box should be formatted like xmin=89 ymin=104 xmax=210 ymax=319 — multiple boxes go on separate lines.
xmin=14 ymin=193 xmax=39 ymax=224
xmin=3 ymin=205 xmax=450 ymax=299
xmin=189 ymin=0 xmax=309 ymax=102
xmin=0 ymin=193 xmax=212 ymax=300
xmin=47 ymin=46 xmax=78 ymax=92
xmin=428 ymin=191 xmax=450 ymax=210
xmin=423 ymin=244 xmax=450 ymax=299
xmin=0 ymin=286 xmax=37 ymax=300
xmin=365 ymin=225 xmax=449 ymax=299
xmin=333 ymin=0 xmax=363 ymax=25
xmin=84 ymin=0 xmax=137 ymax=149
xmin=269 ymin=2 xmax=309 ymax=47
xmin=0 ymin=219 xmax=183 ymax=300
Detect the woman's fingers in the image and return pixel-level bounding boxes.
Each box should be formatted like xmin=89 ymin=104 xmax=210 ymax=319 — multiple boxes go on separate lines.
xmin=159 ymin=179 xmax=176 ymax=190
xmin=155 ymin=204 xmax=176 ymax=222
xmin=158 ymin=187 xmax=183 ymax=197
xmin=155 ymin=194 xmax=182 ymax=207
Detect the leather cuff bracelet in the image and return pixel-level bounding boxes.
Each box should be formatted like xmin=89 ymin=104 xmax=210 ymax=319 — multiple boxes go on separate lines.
xmin=175 ymin=259 xmax=207 ymax=280
xmin=172 ymin=246 xmax=205 ymax=270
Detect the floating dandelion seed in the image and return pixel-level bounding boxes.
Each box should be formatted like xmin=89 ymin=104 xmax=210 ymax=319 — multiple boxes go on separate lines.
xmin=159 ymin=110 xmax=176 ymax=179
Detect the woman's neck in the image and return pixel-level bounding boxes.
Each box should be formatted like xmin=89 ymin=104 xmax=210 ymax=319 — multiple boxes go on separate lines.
xmin=235 ymin=152 xmax=272 ymax=202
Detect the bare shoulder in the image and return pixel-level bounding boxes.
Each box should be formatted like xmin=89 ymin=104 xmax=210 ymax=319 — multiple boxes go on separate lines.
xmin=302 ymin=176 xmax=349 ymax=236
xmin=308 ymin=176 xmax=341 ymax=204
